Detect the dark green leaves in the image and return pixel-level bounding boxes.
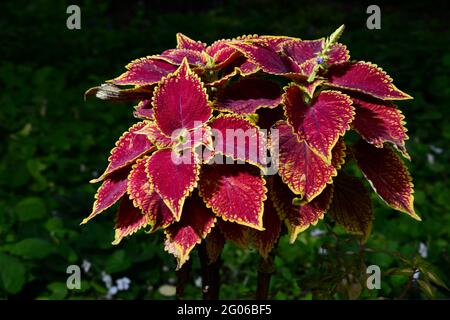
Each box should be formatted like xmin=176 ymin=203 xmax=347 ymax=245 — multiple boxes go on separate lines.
xmin=105 ymin=250 xmax=132 ymax=274
xmin=8 ymin=238 xmax=54 ymax=259
xmin=0 ymin=253 xmax=26 ymax=294
xmin=15 ymin=197 xmax=47 ymax=222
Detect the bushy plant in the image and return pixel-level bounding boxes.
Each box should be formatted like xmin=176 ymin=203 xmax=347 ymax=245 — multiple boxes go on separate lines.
xmin=84 ymin=26 xmax=418 ymax=298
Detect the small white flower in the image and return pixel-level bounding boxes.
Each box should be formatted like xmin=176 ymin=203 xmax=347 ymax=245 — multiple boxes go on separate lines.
xmin=318 ymin=247 xmax=327 ymax=255
xmin=82 ymin=259 xmax=91 ymax=273
xmin=108 ymin=286 xmax=118 ymax=295
xmin=116 ymin=277 xmax=131 ymax=291
xmin=106 ymin=286 xmax=119 ymax=299
xmin=419 ymin=242 xmax=428 ymax=258
xmin=427 ymin=153 xmax=435 ymax=165
xmin=194 ymin=276 xmax=202 ymax=288
xmin=429 ymin=145 xmax=444 ymax=154
xmin=101 ymin=271 xmax=113 ymax=288
xmin=310 ymin=229 xmax=326 ymax=237
xmin=413 ymin=270 xmax=420 ymax=280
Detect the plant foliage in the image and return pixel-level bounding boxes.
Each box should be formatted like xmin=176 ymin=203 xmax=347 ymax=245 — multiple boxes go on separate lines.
xmin=85 ymin=27 xmax=419 ymax=273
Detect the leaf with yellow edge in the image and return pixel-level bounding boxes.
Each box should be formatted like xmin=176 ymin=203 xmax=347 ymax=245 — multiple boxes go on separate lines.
xmin=327 ymin=62 xmax=412 ymax=100
xmin=331 ymin=138 xmax=347 ymax=170
xmin=353 ymin=140 xmax=419 ymax=220
xmin=82 ymin=167 xmax=129 ymax=224
xmin=133 ymin=100 xmax=154 ymax=120
xmin=272 ymin=121 xmax=338 ymax=201
xmin=176 ymin=33 xmax=206 ymax=52
xmin=146 ymin=149 xmax=199 ymax=221
xmin=209 ymin=114 xmax=269 ymax=169
xmin=109 ymin=57 xmax=177 ymax=86
xmin=229 ymin=41 xmax=300 ymax=75
xmin=214 ymin=78 xmax=282 ymax=115
xmin=113 ymin=197 xmax=150 ymax=245
xmin=287 ymin=185 xmax=334 ymax=243
xmin=152 ymin=59 xmax=212 ymax=137
xmin=134 ymin=121 xmax=173 ymax=149
xmin=352 ymin=95 xmax=410 ymax=160
xmin=283 ymin=85 xmax=354 ymax=163
xmin=127 ymin=157 xmax=174 ymax=232
xmin=199 ymin=164 xmax=267 ymax=230
xmin=164 ymin=194 xmax=216 ymax=269
xmin=91 ymin=121 xmax=155 ymax=183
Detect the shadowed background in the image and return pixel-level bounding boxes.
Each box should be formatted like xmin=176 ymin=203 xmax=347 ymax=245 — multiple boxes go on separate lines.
xmin=0 ymin=0 xmax=449 ymax=299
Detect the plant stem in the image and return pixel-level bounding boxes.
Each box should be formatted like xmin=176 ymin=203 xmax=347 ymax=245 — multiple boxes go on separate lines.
xmin=198 ymin=242 xmax=222 ymax=300
xmin=256 ymin=255 xmax=275 ymax=300
xmin=176 ymin=259 xmax=192 ymax=300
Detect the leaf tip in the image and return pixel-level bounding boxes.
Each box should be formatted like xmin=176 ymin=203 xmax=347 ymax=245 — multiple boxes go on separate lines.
xmin=89 ymin=177 xmax=102 ymax=184
xmin=329 ymin=24 xmax=345 ymax=44
xmin=409 ymin=210 xmax=422 ymax=221
xmin=112 ymin=235 xmax=122 ymax=246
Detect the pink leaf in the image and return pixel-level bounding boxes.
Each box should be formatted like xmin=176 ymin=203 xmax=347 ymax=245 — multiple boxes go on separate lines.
xmin=146 ymin=149 xmax=199 ymax=221
xmin=214 ymin=78 xmax=282 ymax=115
xmin=91 ymin=122 xmax=155 ymax=182
xmin=287 ymin=185 xmax=333 ymax=242
xmin=283 ymin=85 xmax=354 ymax=162
xmin=134 ymin=121 xmax=173 ymax=149
xmin=158 ymin=49 xmax=205 ymax=66
xmin=272 ymin=121 xmax=340 ymax=201
xmin=110 ymin=57 xmax=177 ymax=86
xmin=353 ymin=140 xmax=419 ymax=220
xmin=127 ymin=157 xmax=174 ymax=231
xmin=164 ymin=194 xmax=216 ymax=269
xmin=327 ymin=62 xmax=412 ymax=100
xmin=199 ymin=164 xmax=267 ymax=230
xmin=176 ymin=33 xmax=206 ymax=52
xmin=153 ymin=59 xmax=212 ymax=137
xmin=209 ymin=114 xmax=268 ymax=168
xmin=229 ymin=42 xmax=300 ymax=75
xmin=113 ymin=197 xmax=149 ymax=245
xmin=133 ymin=100 xmax=154 ymax=120
xmin=82 ymin=168 xmax=129 ymax=224
xmin=352 ymin=95 xmax=409 ymax=159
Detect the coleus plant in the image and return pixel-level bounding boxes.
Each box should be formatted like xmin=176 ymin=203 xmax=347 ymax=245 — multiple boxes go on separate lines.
xmin=84 ymin=25 xmax=419 ymax=298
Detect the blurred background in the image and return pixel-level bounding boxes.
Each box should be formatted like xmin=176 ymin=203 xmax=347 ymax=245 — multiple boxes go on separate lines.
xmin=0 ymin=0 xmax=449 ymax=299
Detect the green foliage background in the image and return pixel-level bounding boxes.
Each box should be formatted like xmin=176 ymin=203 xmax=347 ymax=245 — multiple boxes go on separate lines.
xmin=0 ymin=0 xmax=449 ymax=299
